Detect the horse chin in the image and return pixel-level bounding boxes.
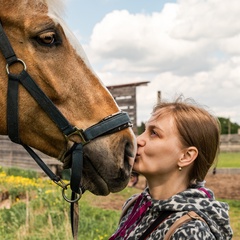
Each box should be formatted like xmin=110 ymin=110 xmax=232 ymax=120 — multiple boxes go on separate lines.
xmin=61 ymin=135 xmax=135 ymax=196
xmin=81 ymin=155 xmax=129 ymax=196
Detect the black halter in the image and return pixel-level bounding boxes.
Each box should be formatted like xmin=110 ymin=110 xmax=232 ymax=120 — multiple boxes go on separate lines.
xmin=0 ymin=21 xmax=133 ymax=238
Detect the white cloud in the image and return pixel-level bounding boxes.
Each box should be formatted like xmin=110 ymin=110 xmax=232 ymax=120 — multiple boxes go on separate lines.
xmin=172 ymin=0 xmax=240 ymax=40
xmin=78 ymin=0 xmax=240 ymax=124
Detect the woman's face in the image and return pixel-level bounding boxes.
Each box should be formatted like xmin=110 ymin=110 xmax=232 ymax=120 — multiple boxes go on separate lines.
xmin=134 ymin=112 xmax=184 ymax=179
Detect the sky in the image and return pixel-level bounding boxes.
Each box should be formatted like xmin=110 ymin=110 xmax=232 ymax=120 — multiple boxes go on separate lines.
xmin=63 ymin=0 xmax=240 ymax=126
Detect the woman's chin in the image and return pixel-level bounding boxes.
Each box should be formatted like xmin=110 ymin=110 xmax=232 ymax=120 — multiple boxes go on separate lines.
xmin=133 ymin=160 xmax=139 ymax=170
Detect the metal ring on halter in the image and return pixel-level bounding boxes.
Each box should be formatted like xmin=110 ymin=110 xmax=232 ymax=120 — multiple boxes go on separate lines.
xmin=6 ymin=58 xmax=27 ymax=74
xmin=62 ymin=183 xmax=82 ymax=203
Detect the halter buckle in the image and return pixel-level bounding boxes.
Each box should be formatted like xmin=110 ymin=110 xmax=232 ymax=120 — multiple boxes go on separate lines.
xmin=65 ymin=127 xmax=89 ymax=145
xmin=53 ymin=178 xmax=68 ymax=189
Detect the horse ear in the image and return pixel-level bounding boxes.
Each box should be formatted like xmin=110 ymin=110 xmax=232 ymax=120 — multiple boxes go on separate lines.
xmin=178 ymin=147 xmax=198 ymax=167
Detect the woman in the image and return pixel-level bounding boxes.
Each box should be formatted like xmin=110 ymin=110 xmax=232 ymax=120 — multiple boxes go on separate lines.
xmin=110 ymin=97 xmax=233 ymax=239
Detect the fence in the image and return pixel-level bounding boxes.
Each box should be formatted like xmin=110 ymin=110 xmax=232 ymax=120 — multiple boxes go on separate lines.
xmin=0 ymin=134 xmax=240 ymax=172
xmin=220 ymin=134 xmax=240 ymax=152
xmin=0 ymin=135 xmax=60 ymax=173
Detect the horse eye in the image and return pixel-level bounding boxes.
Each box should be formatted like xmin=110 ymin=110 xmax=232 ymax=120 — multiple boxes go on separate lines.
xmin=35 ymin=31 xmax=61 ymax=46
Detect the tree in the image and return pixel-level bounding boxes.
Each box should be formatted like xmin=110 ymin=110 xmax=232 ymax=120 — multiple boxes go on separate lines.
xmin=137 ymin=118 xmax=240 ymax=135
xmin=218 ymin=117 xmax=240 ymax=134
xmin=137 ymin=122 xmax=145 ymax=135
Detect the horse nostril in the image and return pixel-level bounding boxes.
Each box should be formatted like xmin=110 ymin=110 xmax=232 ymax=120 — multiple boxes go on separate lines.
xmin=124 ymin=142 xmax=135 ymax=170
xmin=124 ymin=141 xmax=135 ymax=158
xmin=118 ymin=167 xmax=128 ymax=181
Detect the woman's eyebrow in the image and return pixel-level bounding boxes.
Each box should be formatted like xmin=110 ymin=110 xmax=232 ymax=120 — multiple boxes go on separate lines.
xmin=146 ymin=123 xmax=164 ymax=133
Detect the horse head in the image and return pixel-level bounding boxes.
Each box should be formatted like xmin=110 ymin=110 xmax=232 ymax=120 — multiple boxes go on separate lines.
xmin=0 ymin=0 xmax=137 ymax=195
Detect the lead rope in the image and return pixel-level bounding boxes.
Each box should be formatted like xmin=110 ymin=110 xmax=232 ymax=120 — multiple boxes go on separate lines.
xmin=23 ymin=142 xmax=83 ymax=240
xmin=70 ymin=143 xmax=84 ymax=239
xmin=71 ymin=196 xmax=79 ymax=240
xmin=21 ymin=141 xmax=83 ymax=239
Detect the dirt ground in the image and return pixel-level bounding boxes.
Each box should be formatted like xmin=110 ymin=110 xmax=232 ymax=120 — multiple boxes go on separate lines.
xmin=133 ymin=173 xmax=240 ymax=200
xmin=204 ymin=173 xmax=240 ymax=200
xmin=91 ymin=172 xmax=240 ymax=211
xmin=79 ymin=172 xmax=240 ymax=212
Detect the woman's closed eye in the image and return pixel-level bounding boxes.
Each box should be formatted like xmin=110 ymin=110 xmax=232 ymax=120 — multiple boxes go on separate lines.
xmin=150 ymin=129 xmax=158 ymax=137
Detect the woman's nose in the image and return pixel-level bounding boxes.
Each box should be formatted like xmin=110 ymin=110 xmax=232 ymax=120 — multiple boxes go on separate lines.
xmin=137 ymin=133 xmax=145 ymax=146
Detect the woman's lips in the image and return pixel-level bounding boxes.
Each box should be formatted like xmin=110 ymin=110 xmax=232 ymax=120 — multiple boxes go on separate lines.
xmin=134 ymin=153 xmax=140 ymax=162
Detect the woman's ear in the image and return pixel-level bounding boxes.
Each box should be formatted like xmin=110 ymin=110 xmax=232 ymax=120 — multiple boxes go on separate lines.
xmin=178 ymin=147 xmax=198 ymax=168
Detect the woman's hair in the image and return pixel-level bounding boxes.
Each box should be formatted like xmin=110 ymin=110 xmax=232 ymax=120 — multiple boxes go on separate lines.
xmin=152 ymin=96 xmax=220 ymax=182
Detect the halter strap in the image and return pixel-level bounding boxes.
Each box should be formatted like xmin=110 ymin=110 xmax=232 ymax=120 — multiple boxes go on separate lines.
xmin=0 ymin=22 xmax=18 ymax=64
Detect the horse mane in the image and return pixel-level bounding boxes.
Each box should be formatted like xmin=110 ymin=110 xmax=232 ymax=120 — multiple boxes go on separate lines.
xmin=45 ymin=0 xmax=66 ymax=19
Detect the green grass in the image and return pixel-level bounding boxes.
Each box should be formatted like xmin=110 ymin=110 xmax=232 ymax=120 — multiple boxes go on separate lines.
xmin=0 ymin=167 xmax=130 ymax=239
xmin=222 ymin=199 xmax=240 ymax=239
xmin=217 ymin=152 xmax=240 ymax=168
xmin=0 ymin=184 xmax=122 ymax=240
xmin=3 ymin=167 xmax=39 ymax=179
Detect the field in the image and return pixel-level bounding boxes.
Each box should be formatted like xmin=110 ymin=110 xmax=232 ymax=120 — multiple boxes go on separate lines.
xmin=0 ymin=152 xmax=239 ymax=239
xmin=217 ymin=152 xmax=240 ymax=168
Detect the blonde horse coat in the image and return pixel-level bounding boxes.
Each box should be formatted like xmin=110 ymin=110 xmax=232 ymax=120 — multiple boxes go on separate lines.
xmin=0 ymin=0 xmax=136 ymax=195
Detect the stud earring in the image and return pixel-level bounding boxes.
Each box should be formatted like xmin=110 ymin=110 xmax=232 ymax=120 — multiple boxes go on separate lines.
xmin=178 ymin=166 xmax=182 ymax=171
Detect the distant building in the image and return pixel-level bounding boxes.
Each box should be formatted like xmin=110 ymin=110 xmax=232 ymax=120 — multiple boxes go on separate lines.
xmin=107 ymin=81 xmax=149 ymax=134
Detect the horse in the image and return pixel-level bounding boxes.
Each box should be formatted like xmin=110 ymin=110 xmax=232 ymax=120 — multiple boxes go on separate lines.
xmin=0 ymin=0 xmax=136 ymax=198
